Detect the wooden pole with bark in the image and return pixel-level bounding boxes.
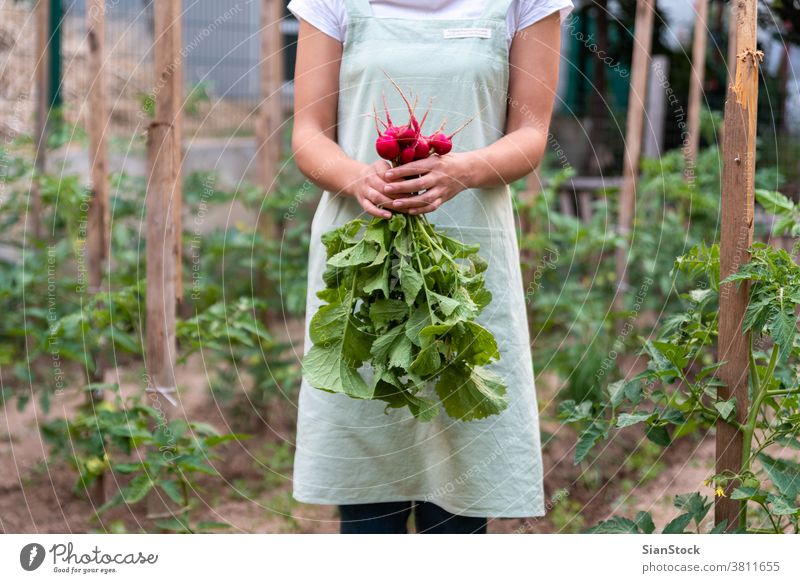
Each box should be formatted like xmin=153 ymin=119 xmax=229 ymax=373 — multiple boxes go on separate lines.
xmin=145 ymin=0 xmax=183 ymax=523
xmin=85 ymin=0 xmax=111 ymax=506
xmin=614 ymin=0 xmax=655 ymax=313
xmin=32 ymin=0 xmax=50 ymax=242
xmin=685 ymin=0 xmax=709 ymax=169
xmin=86 ymin=0 xmax=109 ymax=292
xmin=727 ymin=1 xmax=739 ymax=82
xmin=715 ymin=0 xmax=761 ymax=532
xmin=256 ymin=0 xmax=284 ymax=322
xmin=257 ymin=0 xmax=284 ymax=200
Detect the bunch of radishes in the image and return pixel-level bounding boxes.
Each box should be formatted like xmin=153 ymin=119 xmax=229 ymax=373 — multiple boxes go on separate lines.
xmin=373 ymin=73 xmax=473 ymax=166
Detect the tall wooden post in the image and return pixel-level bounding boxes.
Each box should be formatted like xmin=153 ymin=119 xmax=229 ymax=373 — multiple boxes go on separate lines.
xmin=257 ymin=0 xmax=284 ymax=202
xmin=145 ymin=0 xmax=182 ymax=522
xmin=85 ymin=0 xmax=111 ymax=506
xmin=685 ymin=0 xmax=709 ymax=168
xmin=256 ymin=0 xmax=284 ymax=323
xmin=715 ymin=0 xmax=760 ymax=532
xmin=727 ymin=1 xmax=738 ymax=83
xmin=614 ymin=0 xmax=655 ymax=312
xmin=32 ymin=0 xmax=50 ymax=242
xmin=169 ymin=3 xmax=184 ymax=304
xmin=87 ymin=0 xmax=109 ymax=293
xmin=719 ymin=0 xmax=738 ymax=146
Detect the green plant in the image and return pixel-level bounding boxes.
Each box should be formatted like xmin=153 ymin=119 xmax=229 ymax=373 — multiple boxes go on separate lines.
xmin=587 ymin=492 xmax=729 ymax=533
xmin=303 ymin=213 xmax=507 ymax=421
xmin=176 ymin=296 xmax=300 ymax=409
xmin=519 ymin=146 xmax=786 ymax=407
xmin=561 ymin=237 xmax=800 ymax=533
xmin=40 ymin=382 xmax=251 ymax=533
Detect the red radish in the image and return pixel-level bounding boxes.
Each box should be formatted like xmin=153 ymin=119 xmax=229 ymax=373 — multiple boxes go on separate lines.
xmin=399 ymin=146 xmax=416 ymax=164
xmin=395 ymin=125 xmax=417 ymax=148
xmin=413 ymin=137 xmax=430 ymax=159
xmin=376 ymin=134 xmax=400 ymax=160
xmin=372 ymin=71 xmax=483 ymax=167
xmin=428 ymin=131 xmax=452 ymax=155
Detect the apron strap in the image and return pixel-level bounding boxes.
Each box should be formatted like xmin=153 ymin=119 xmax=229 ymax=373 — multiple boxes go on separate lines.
xmin=342 ymin=0 xmax=373 ymax=19
xmin=479 ymin=0 xmax=515 ymax=21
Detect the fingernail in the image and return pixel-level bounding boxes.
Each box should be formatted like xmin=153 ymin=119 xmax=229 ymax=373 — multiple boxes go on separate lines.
xmin=386 ymin=171 xmax=394 ymax=178
xmin=384 ymin=185 xmax=393 ymax=192
xmin=393 ymin=201 xmax=402 ymax=207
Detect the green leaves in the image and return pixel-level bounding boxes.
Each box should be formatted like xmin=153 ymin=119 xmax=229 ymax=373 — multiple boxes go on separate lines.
xmin=303 ymin=215 xmax=508 ymax=421
xmin=757 ymin=453 xmax=800 ymax=502
xmin=585 ymin=492 xmax=714 ymax=534
xmin=435 ymin=364 xmax=508 ymax=421
xmin=574 ymin=420 xmax=608 ymax=464
xmin=756 ymin=189 xmax=800 ymax=242
xmin=303 ymin=341 xmax=372 ymax=398
xmin=722 ymin=242 xmax=800 ymax=364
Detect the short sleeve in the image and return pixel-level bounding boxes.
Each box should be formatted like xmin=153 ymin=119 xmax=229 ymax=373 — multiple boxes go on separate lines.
xmin=516 ymin=0 xmax=575 ymax=30
xmin=287 ymin=0 xmax=345 ymax=42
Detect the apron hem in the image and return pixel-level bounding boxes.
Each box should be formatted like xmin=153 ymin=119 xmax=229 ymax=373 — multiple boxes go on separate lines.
xmin=291 ymin=489 xmax=546 ymax=520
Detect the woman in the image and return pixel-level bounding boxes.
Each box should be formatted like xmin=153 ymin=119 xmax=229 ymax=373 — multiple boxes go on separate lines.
xmin=288 ymin=0 xmax=573 ymax=534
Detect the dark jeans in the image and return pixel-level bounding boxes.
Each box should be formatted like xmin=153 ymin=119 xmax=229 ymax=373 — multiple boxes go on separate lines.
xmin=338 ymin=501 xmax=487 ymax=534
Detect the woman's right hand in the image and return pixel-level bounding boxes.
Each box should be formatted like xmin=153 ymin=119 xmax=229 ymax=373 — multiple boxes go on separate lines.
xmin=351 ymin=160 xmax=396 ymax=219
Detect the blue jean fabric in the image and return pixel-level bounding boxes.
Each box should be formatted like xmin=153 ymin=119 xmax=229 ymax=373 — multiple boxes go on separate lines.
xmin=338 ymin=501 xmax=487 ymax=534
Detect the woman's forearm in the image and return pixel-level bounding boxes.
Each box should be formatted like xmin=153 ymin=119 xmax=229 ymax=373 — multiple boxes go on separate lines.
xmin=461 ymin=126 xmax=548 ymax=189
xmin=292 ymin=125 xmax=366 ymax=197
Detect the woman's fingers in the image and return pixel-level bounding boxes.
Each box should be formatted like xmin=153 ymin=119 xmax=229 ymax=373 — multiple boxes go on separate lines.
xmin=361 ymin=189 xmax=394 ymax=219
xmin=383 ymin=175 xmax=429 ymax=195
xmin=391 ymin=188 xmax=442 ymax=210
xmin=367 ymin=188 xmax=397 ymax=208
xmin=361 ymin=197 xmax=392 ymax=219
xmin=384 ymin=159 xmax=436 ymax=179
xmin=407 ymin=198 xmax=443 ymax=215
xmin=372 ymin=161 xmax=393 ymax=179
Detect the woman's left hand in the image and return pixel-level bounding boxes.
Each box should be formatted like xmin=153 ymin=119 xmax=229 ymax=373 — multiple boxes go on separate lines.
xmin=381 ymin=152 xmax=474 ymax=215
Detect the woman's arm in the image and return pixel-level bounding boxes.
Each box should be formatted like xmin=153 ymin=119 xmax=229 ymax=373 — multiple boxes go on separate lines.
xmin=291 ymin=19 xmax=395 ymax=219
xmin=386 ymin=11 xmax=563 ymax=214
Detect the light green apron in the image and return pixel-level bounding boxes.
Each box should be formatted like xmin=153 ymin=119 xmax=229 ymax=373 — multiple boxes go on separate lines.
xmin=293 ymin=0 xmax=544 ymax=518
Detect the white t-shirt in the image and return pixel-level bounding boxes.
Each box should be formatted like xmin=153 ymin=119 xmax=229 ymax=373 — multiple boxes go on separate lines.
xmin=287 ymin=0 xmax=575 ymax=49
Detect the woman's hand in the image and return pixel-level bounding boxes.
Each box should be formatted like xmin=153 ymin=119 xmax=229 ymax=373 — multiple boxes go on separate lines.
xmin=351 ymin=160 xmax=396 ymax=219
xmin=382 ymin=152 xmax=475 ymax=215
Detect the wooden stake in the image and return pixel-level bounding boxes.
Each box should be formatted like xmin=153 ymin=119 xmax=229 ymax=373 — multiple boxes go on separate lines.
xmin=85 ymin=0 xmax=111 ymax=508
xmin=685 ymin=0 xmax=709 ymax=169
xmin=719 ymin=0 xmax=738 ymax=146
xmin=145 ymin=0 xmax=182 ymax=525
xmin=32 ymin=0 xmax=50 ymax=242
xmin=257 ymin=0 xmax=284 ymax=195
xmin=256 ymin=0 xmax=284 ymax=323
xmin=614 ymin=0 xmax=655 ymax=312
xmin=726 ymin=1 xmax=738 ymax=84
xmin=715 ymin=0 xmax=760 ymax=532
xmin=87 ymin=0 xmax=109 ymax=292
xmin=151 ymin=0 xmax=183 ymax=303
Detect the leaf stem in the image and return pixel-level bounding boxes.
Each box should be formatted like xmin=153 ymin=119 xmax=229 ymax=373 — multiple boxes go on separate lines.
xmin=739 ymin=342 xmax=780 ymax=530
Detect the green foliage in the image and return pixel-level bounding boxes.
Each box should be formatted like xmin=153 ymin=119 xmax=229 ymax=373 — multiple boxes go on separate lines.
xmin=0 ymin=134 xmax=309 ymax=531
xmin=587 ymin=492 xmax=730 ymax=534
xmin=755 ymin=189 xmax=800 ymax=254
xmin=40 ymin=383 xmax=251 ymax=532
xmin=176 ymin=296 xmax=301 ymax=408
xmin=521 ymin=145 xmax=786 ymax=405
xmin=562 ymin=234 xmax=800 ymax=533
xmin=303 ymin=213 xmax=507 ymax=421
